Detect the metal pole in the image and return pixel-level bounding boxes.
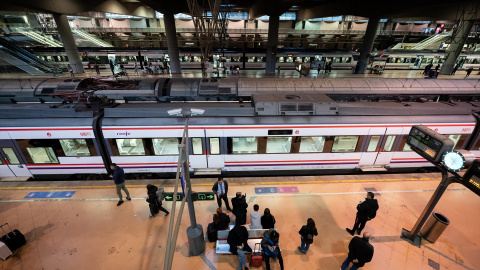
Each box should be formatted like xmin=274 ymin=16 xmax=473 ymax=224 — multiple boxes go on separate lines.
xmin=407 ymin=166 xmax=452 ymax=241
xmin=184 ymin=119 xmax=198 ymax=228
xmin=166 ymin=187 xmax=188 ymax=270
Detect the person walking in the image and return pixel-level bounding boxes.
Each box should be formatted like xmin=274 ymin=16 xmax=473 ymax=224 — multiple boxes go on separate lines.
xmin=341 ymin=232 xmax=374 ymax=270
xmin=146 ymin=184 xmax=169 ymax=218
xmin=261 ymin=208 xmax=276 ymax=229
xmin=298 ymin=218 xmax=318 ymax=254
xmin=67 ymin=64 xmax=74 ymax=77
xmin=109 ymin=60 xmax=115 ymax=75
xmin=212 ymin=177 xmax=232 ymax=211
xmin=346 ymin=192 xmax=379 ymax=236
xmin=466 ymin=67 xmax=473 ymax=77
xmin=227 ymin=224 xmax=252 ymax=270
xmin=95 ymin=63 xmax=100 ymax=75
xmin=435 ymin=64 xmax=440 ymax=72
xmin=250 ymin=204 xmax=262 ymax=229
xmin=134 ymin=63 xmax=139 ymax=76
xmin=261 ymin=229 xmax=284 ymax=270
xmin=110 ymin=163 xmax=131 ymax=206
xmin=231 ymin=192 xmax=248 ymax=225
xmin=451 ymin=64 xmax=459 ymax=75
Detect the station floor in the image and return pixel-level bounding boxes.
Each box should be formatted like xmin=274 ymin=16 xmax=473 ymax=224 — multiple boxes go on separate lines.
xmin=0 ymin=67 xmax=479 ymax=80
xmin=1 ymin=173 xmax=479 ymax=270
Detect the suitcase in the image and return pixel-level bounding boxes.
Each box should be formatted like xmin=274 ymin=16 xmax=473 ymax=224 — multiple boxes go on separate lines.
xmin=0 ymin=223 xmax=26 ymax=251
xmin=250 ymin=243 xmax=263 ymax=267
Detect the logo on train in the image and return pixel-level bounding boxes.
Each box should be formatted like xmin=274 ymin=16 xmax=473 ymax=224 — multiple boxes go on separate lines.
xmin=116 ymin=131 xmax=131 ymax=136
xmin=47 ymin=132 xmax=52 ymax=137
xmin=80 ymin=132 xmax=92 ymax=136
xmin=462 ymin=128 xmax=472 ymax=132
xmin=295 ymin=130 xmax=299 ymax=134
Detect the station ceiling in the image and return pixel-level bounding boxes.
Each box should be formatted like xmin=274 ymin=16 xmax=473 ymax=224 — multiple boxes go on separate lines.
xmin=3 ymin=0 xmax=480 ymax=21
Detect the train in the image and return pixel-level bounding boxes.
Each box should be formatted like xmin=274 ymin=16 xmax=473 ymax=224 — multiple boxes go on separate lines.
xmin=0 ymin=92 xmax=479 ymax=181
xmin=32 ymin=48 xmax=480 ymax=71
xmin=1 ymin=77 xmax=480 ymax=104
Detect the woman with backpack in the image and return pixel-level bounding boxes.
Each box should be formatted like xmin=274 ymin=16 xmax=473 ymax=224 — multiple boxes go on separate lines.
xmin=261 ymin=208 xmax=276 ymax=229
xmin=298 ymin=218 xmax=318 ymax=254
xmin=261 ymin=229 xmax=284 ymax=270
xmin=146 ymin=184 xmax=169 ymax=218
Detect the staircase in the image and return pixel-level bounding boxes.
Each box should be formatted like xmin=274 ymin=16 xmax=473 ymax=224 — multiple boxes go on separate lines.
xmin=11 ymin=27 xmax=63 ymax=47
xmin=410 ymin=33 xmax=451 ymax=50
xmin=0 ymin=37 xmax=55 ymax=75
xmin=72 ymin=28 xmax=113 ymax=47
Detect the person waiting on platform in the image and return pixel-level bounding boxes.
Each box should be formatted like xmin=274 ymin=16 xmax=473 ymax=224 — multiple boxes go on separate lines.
xmin=346 ymin=192 xmax=379 ymax=236
xmin=261 ymin=208 xmax=276 ymax=229
xmin=341 ymin=232 xmax=374 ymax=270
xmin=250 ymin=204 xmax=262 ymax=229
xmin=227 ymin=224 xmax=252 ymax=270
xmin=232 ymin=192 xmax=248 ymax=225
xmin=261 ymin=229 xmax=284 ymax=270
xmin=214 ymin=207 xmax=230 ymax=231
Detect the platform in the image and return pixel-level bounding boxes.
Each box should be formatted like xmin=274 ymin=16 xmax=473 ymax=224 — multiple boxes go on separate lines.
xmin=0 ymin=173 xmax=479 ymax=269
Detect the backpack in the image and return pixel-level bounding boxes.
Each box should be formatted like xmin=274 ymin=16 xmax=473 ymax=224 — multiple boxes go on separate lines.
xmin=368 ymin=206 xmax=377 ymax=220
xmin=207 ymin=223 xmax=218 ymax=242
xmin=305 ymin=233 xmax=314 ymax=244
xmin=262 ymin=236 xmax=280 ymax=257
xmin=156 ymin=187 xmax=165 ymax=203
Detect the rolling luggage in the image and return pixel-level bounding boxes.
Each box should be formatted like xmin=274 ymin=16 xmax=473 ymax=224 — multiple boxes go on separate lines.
xmin=250 ymin=243 xmax=263 ymax=267
xmin=0 ymin=223 xmax=26 ymax=252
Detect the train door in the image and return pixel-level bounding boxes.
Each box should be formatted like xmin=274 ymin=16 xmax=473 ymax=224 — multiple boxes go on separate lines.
xmin=189 ymin=137 xmax=207 ymax=168
xmin=358 ymin=128 xmax=386 ymax=166
xmin=413 ymin=56 xmax=423 ymax=69
xmin=0 ymin=133 xmax=33 ymax=178
xmin=373 ymin=127 xmax=403 ymax=166
xmin=205 ymin=130 xmax=224 ymax=169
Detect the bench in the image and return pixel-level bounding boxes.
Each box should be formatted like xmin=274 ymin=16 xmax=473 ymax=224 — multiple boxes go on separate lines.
xmin=215 ymin=227 xmax=269 ymax=254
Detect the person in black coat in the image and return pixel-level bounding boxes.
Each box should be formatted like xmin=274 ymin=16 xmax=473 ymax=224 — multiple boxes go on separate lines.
xmin=227 ymin=225 xmax=251 ymax=270
xmin=298 ymin=218 xmax=318 ymax=254
xmin=212 ymin=178 xmax=232 ymax=211
xmin=341 ymin=232 xmax=374 ymax=270
xmin=346 ymin=192 xmax=379 ymax=235
xmin=214 ymin=207 xmax=230 ymax=230
xmin=261 ymin=208 xmax=276 ymax=229
xmin=146 ymin=184 xmax=169 ymax=218
xmin=231 ymin=192 xmax=248 ymax=225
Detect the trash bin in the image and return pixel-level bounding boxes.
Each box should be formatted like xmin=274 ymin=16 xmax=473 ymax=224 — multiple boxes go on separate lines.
xmin=420 ymin=212 xmax=450 ymax=243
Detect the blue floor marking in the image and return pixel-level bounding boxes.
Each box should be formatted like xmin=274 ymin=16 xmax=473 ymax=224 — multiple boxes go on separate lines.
xmin=24 ymin=191 xmax=76 ymax=199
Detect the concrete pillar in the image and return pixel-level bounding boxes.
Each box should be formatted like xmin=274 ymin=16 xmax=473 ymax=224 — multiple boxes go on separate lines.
xmin=439 ymin=20 xmax=475 ymax=75
xmin=265 ymin=15 xmax=280 ymax=75
xmin=164 ymin=13 xmax=181 ymax=74
xmin=53 ymin=13 xmax=84 ymax=74
xmin=356 ymin=17 xmax=380 ymax=74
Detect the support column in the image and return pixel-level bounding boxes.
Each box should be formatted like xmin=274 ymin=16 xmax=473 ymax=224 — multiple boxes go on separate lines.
xmin=265 ymin=15 xmax=280 ymax=75
xmin=357 ymin=17 xmax=380 ymax=74
xmin=53 ymin=14 xmax=84 ymax=74
xmin=439 ymin=20 xmax=475 ymax=75
xmin=164 ymin=14 xmax=181 ymax=74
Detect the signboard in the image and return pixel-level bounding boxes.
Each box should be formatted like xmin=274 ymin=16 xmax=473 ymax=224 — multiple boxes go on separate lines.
xmin=164 ymin=192 xmax=183 ymax=201
xmin=191 ymin=192 xmax=215 ymax=201
xmin=407 ymin=125 xmax=454 ymax=163
xmin=24 ymin=191 xmax=76 ymax=199
xmin=460 ymin=159 xmax=480 ymax=196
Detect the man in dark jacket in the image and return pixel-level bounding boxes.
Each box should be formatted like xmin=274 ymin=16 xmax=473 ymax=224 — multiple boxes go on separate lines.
xmin=212 ymin=178 xmax=231 ymax=211
xmin=346 ymin=192 xmax=379 ymax=235
xmin=231 ymin=192 xmax=248 ymax=225
xmin=227 ymin=225 xmax=251 ymax=270
xmin=341 ymin=232 xmax=374 ymax=270
xmin=110 ymin=163 xmax=131 ymax=206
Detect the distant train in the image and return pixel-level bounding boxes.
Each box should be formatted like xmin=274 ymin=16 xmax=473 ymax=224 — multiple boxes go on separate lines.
xmin=0 ymin=93 xmax=479 ymax=180
xmin=32 ymin=48 xmax=480 ymax=71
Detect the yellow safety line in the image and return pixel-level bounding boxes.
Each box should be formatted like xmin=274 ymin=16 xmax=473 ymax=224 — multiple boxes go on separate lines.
xmin=0 ymin=177 xmax=441 ymax=190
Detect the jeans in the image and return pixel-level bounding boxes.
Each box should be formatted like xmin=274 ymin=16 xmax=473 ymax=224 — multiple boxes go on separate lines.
xmin=341 ymin=257 xmax=358 ymax=270
xmin=265 ymin=250 xmax=284 ymax=270
xmin=300 ymin=236 xmax=310 ymax=252
xmin=237 ymin=248 xmax=246 ymax=270
xmin=116 ymin=182 xmax=130 ymax=200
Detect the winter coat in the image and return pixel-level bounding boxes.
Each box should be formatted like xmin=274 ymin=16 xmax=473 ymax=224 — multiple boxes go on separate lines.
xmin=356 ymin=198 xmax=379 ymax=220
xmin=348 ymin=236 xmax=374 ymax=267
xmin=227 ymin=226 xmax=252 ymax=255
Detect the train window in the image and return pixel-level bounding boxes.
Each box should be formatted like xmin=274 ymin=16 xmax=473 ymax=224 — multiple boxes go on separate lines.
xmin=59 ymin=139 xmax=91 ymax=156
xmin=256 ymin=57 xmax=264 ymax=62
xmin=343 ymin=57 xmax=351 ymax=63
xmin=331 ymin=136 xmax=359 ymax=153
xmin=152 ymin=138 xmax=180 ymax=155
xmin=266 ymin=137 xmax=292 ymax=153
xmin=27 ymin=148 xmax=59 ymax=164
xmin=210 ymin=138 xmax=220 ymax=155
xmin=299 ymin=137 xmax=325 ymax=153
xmin=228 ymin=137 xmax=258 ymax=154
xmin=247 ymin=57 xmax=255 ymax=62
xmin=2 ymin=148 xmax=20 ymax=165
xmin=191 ymin=138 xmax=203 ymax=155
xmin=277 ymin=57 xmax=285 ymax=63
xmin=399 ymin=135 xmax=412 ymax=151
xmin=446 ymin=134 xmax=467 ymax=149
xmin=366 ymin=136 xmax=381 ymax=152
xmin=383 ymin=136 xmax=397 ymax=152
xmin=116 ymin=139 xmax=146 ymax=156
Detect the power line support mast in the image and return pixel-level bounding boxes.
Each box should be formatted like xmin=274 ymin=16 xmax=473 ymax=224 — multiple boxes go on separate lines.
xmin=187 ymin=0 xmax=224 ymax=77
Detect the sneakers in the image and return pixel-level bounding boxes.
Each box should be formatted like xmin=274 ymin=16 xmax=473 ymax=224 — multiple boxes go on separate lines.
xmin=126 ymin=197 xmax=131 ymax=201
xmin=117 ymin=200 xmax=124 ymax=206
xmin=164 ymin=212 xmax=169 ymax=217
xmin=346 ymin=228 xmax=354 ymax=236
xmin=149 ymin=215 xmax=155 ymax=218
xmin=298 ymin=246 xmax=306 ymax=254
